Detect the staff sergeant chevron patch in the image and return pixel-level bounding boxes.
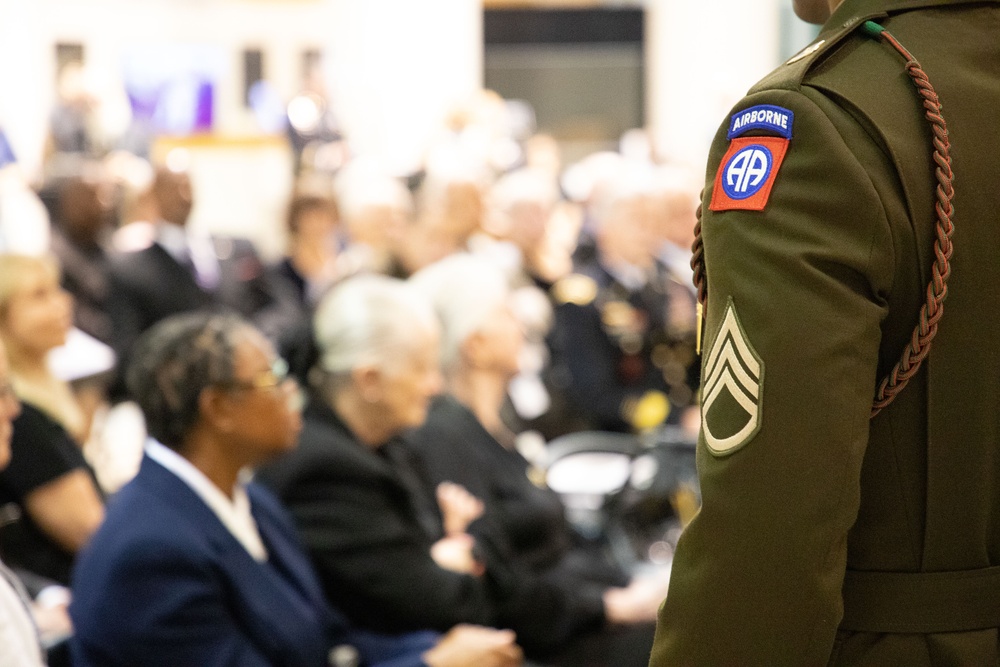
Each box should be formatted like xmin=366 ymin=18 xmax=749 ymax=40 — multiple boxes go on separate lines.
xmin=702 ymin=299 xmax=764 ymax=456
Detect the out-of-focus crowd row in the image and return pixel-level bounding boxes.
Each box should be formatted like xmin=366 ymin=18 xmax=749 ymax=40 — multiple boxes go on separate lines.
xmin=0 ymin=82 xmax=703 ymax=667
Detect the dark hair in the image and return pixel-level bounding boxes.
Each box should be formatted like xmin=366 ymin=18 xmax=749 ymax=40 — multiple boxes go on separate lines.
xmin=126 ymin=312 xmax=253 ymax=450
xmin=286 ymin=194 xmax=338 ymax=235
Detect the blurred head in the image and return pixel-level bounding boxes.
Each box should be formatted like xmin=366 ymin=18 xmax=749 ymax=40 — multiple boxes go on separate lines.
xmin=0 ymin=342 xmax=22 ymax=470
xmin=57 ymin=167 xmax=114 ymax=244
xmin=489 ymin=168 xmax=557 ymax=252
xmin=410 ymin=254 xmax=523 ymax=380
xmin=314 ymin=275 xmax=442 ymax=435
xmin=592 ymin=177 xmax=659 ymax=269
xmin=152 ymin=166 xmax=193 ymax=227
xmin=127 ymin=313 xmax=301 ymax=463
xmin=650 ymin=166 xmax=701 ymax=250
xmin=286 ymin=193 xmax=339 ymax=251
xmin=419 ymin=178 xmax=484 ymax=247
xmin=0 ymin=254 xmax=73 ymax=359
xmin=793 ymin=0 xmax=841 ymax=24
xmin=336 ymin=171 xmax=412 ymax=250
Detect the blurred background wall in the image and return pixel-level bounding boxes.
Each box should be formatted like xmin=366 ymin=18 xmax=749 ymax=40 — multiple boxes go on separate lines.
xmin=0 ymin=0 xmax=818 ymax=255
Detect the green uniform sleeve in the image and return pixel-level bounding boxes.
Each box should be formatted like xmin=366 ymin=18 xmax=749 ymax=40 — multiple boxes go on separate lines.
xmin=650 ymin=87 xmax=895 ymax=665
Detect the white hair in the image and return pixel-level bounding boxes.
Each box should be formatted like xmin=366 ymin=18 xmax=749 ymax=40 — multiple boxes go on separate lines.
xmin=490 ymin=168 xmax=558 ymax=214
xmin=313 ymin=274 xmax=437 ymax=375
xmin=409 ymin=254 xmax=509 ymax=371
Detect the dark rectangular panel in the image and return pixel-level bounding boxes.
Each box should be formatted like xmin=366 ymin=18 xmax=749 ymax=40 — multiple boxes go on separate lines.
xmin=484 ymin=8 xmax=643 ymax=45
xmin=243 ymin=48 xmax=264 ymax=107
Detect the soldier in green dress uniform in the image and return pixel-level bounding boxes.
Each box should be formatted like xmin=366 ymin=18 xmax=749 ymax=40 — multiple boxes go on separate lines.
xmin=650 ymin=0 xmax=1000 ymax=665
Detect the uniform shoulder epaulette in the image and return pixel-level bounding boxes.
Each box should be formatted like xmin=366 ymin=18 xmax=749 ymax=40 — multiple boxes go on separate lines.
xmin=749 ymin=10 xmax=890 ymax=95
xmin=551 ymin=273 xmax=597 ymax=306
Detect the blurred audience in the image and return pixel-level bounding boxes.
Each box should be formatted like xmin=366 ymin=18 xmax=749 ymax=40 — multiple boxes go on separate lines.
xmin=0 ymin=254 xmax=105 ymax=586
xmin=106 ymin=164 xmax=281 ymax=396
xmin=257 ymin=276 xmax=595 ymax=661
xmin=47 ymin=164 xmax=116 ymax=344
xmin=409 ymin=254 xmax=666 ymax=666
xmin=547 ymin=174 xmax=699 ymax=435
xmin=71 ymin=312 xmax=520 ymax=667
xmin=335 ymin=163 xmax=413 ymax=277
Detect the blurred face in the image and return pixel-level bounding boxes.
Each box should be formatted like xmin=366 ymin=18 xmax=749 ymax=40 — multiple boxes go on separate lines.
xmin=507 ymin=201 xmax=548 ymax=250
xmin=473 ymin=304 xmax=524 ymax=379
xmin=220 ymin=332 xmax=302 ymax=464
xmin=376 ymin=325 xmax=443 ymax=434
xmin=295 ymin=207 xmax=338 ymax=246
xmin=350 ymin=204 xmax=408 ymax=250
xmin=154 ymin=170 xmax=194 ymax=227
xmin=1 ymin=263 xmax=73 ymax=356
xmin=0 ymin=346 xmax=22 ymax=470
xmin=601 ymin=196 xmax=658 ymax=268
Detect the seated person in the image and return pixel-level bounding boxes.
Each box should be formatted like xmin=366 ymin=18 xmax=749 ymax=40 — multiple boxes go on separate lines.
xmin=70 ymin=312 xmax=521 ymax=667
xmin=106 ymin=164 xmax=282 ymax=398
xmin=0 ymin=254 xmax=105 ymax=585
xmin=409 ymin=255 xmax=668 ymax=666
xmin=257 ymin=275 xmax=629 ymax=661
xmin=0 ymin=338 xmax=64 ymax=667
xmin=272 ymin=192 xmax=342 ymax=308
xmin=548 ymin=177 xmax=699 ymax=434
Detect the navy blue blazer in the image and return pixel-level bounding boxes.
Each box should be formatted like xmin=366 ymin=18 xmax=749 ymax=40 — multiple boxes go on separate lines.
xmin=70 ymin=455 xmax=437 ymax=667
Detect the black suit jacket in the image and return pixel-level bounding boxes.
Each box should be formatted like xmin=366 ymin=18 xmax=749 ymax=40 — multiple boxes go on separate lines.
xmin=106 ymin=239 xmax=279 ymax=394
xmin=257 ymin=397 xmax=600 ymax=657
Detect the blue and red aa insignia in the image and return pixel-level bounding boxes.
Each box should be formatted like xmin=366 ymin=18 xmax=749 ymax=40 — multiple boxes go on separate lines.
xmin=710 ymin=104 xmax=793 ymax=212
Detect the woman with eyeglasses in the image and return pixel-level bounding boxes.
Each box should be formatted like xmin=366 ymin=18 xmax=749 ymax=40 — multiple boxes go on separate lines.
xmin=70 ymin=312 xmax=520 ymax=667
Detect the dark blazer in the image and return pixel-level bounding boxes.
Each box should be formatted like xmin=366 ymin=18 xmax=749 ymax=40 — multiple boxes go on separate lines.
xmin=70 ymin=456 xmax=437 ymax=667
xmin=106 ymin=239 xmax=278 ymax=394
xmin=257 ymin=398 xmax=596 ymax=657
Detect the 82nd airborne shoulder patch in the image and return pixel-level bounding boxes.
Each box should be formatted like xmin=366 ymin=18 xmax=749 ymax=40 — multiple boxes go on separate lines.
xmin=710 ymin=104 xmax=793 ymax=213
xmin=702 ymin=299 xmax=764 ymax=456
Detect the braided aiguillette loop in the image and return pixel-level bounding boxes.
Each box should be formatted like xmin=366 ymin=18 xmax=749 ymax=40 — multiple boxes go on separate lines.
xmin=866 ymin=21 xmax=956 ymax=418
xmin=691 ymin=196 xmax=707 ymax=354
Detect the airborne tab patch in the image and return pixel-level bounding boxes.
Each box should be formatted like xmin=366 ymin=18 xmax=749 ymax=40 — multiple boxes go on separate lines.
xmin=727 ymin=104 xmax=794 ymax=140
xmin=702 ymin=299 xmax=763 ymax=456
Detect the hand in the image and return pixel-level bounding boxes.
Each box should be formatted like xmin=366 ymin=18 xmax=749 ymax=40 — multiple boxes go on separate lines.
xmin=602 ymin=571 xmax=671 ymax=624
xmin=422 ymin=624 xmax=523 ymax=667
xmin=32 ymin=599 xmax=73 ymax=646
xmin=430 ymin=533 xmax=484 ymax=576
xmin=436 ymin=482 xmax=484 ymax=535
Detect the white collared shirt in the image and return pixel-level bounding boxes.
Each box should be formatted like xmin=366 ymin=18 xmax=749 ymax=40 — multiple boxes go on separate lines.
xmin=145 ymin=440 xmax=269 ymax=562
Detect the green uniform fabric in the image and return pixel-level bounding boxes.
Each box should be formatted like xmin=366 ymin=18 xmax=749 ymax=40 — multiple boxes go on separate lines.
xmin=649 ymin=1 xmax=1000 ymax=665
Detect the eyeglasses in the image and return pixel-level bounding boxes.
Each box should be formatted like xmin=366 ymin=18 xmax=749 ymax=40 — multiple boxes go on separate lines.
xmin=221 ymin=358 xmax=294 ymax=393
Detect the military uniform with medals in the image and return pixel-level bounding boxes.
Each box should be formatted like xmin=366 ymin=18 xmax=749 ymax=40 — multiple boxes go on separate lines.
xmin=548 ymin=257 xmax=698 ymax=435
xmin=650 ymin=1 xmax=1000 ymax=665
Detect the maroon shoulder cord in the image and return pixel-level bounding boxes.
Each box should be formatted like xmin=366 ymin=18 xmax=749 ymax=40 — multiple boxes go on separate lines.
xmin=690 ymin=22 xmax=956 ymax=419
